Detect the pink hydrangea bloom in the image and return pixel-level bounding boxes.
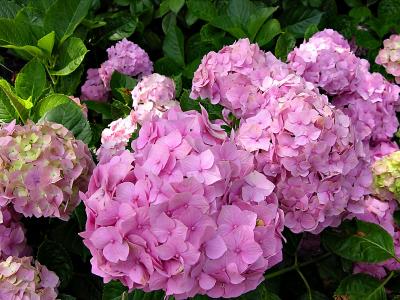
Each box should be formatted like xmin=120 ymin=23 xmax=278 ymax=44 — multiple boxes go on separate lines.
xmin=350 ymin=198 xmax=400 ymax=279
xmin=81 ymin=68 xmax=109 ymax=102
xmin=97 ymin=110 xmax=138 ymax=163
xmin=0 ymin=120 xmax=94 ymax=220
xmin=131 ymin=73 xmax=178 ymax=123
xmin=0 ymin=256 xmax=59 ymax=299
xmin=376 ymin=34 xmax=400 ymax=84
xmin=0 ymin=206 xmax=30 ymax=259
xmin=99 ymin=39 xmax=153 ymax=89
xmin=288 ymin=29 xmax=364 ymax=95
xmin=81 ymin=107 xmax=284 ymax=298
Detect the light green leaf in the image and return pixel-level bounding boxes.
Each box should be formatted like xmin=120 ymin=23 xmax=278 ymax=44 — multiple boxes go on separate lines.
xmin=0 ymin=79 xmax=29 ymax=122
xmin=37 ymin=31 xmax=55 ymax=55
xmin=44 ymin=0 xmax=92 ymax=44
xmin=247 ymin=6 xmax=277 ymax=41
xmin=34 ymin=94 xmax=77 ymax=119
xmin=0 ymin=84 xmax=17 ymax=122
xmin=322 ymin=219 xmax=395 ymax=263
xmin=162 ymin=24 xmax=185 ymax=66
xmin=335 ymin=274 xmax=387 ymax=300
xmin=275 ymin=32 xmax=296 ymax=61
xmin=256 ymin=19 xmax=281 ymax=47
xmin=2 ymin=44 xmax=43 ymax=57
xmin=15 ymin=58 xmax=46 ymax=102
xmin=168 ymin=0 xmax=184 ymax=14
xmin=50 ymin=37 xmax=88 ymax=76
xmin=42 ymin=102 xmax=91 ymax=144
xmin=0 ymin=0 xmax=21 ymax=18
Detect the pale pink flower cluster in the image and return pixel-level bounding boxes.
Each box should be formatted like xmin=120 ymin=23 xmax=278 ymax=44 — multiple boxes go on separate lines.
xmin=0 ymin=256 xmax=59 ymax=300
xmin=192 ymin=37 xmax=368 ymax=233
xmin=132 ymin=73 xmax=178 ymax=123
xmin=288 ymin=29 xmax=400 ymax=144
xmin=376 ymin=34 xmax=400 ymax=84
xmin=350 ymin=198 xmax=400 ymax=279
xmin=81 ymin=39 xmax=153 ymax=101
xmin=81 ymin=107 xmax=284 ymax=298
xmin=0 ymin=206 xmax=30 ymax=260
xmin=0 ymin=120 xmax=94 ymax=220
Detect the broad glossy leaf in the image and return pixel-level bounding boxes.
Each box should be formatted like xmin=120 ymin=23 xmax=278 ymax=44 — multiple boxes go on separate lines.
xmin=322 ymin=219 xmax=395 ymax=263
xmin=186 ymin=0 xmax=217 ymax=22
xmin=286 ymin=9 xmax=324 ymax=38
xmin=44 ymin=0 xmax=92 ymax=43
xmin=109 ymin=18 xmax=137 ymax=41
xmin=54 ymin=65 xmax=84 ymax=95
xmin=50 ymin=37 xmax=88 ymax=76
xmin=0 ymin=18 xmax=37 ymax=47
xmin=0 ymin=79 xmax=29 ymax=122
xmin=227 ymin=0 xmax=253 ymax=27
xmin=247 ymin=6 xmax=277 ymax=41
xmin=168 ymin=0 xmax=184 ymax=14
xmin=256 ymin=19 xmax=281 ymax=47
xmin=335 ymin=274 xmax=387 ymax=300
xmin=15 ymin=58 xmax=46 ymax=102
xmin=304 ymin=24 xmax=318 ymax=39
xmin=0 ymin=84 xmax=17 ymax=122
xmin=37 ymin=31 xmax=55 ymax=55
xmin=34 ymin=93 xmax=78 ymax=119
xmin=42 ymin=102 xmax=92 ymax=144
xmin=275 ymin=32 xmax=296 ymax=61
xmin=0 ymin=0 xmax=21 ymax=18
xmin=162 ymin=24 xmax=185 ymax=66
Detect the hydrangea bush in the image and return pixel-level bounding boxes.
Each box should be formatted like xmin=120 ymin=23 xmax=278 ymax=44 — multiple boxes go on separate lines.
xmin=1 ymin=0 xmax=400 ymax=299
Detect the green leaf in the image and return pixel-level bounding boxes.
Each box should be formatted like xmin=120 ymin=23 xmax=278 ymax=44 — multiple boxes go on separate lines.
xmin=186 ymin=0 xmax=217 ymax=22
xmin=345 ymin=0 xmax=363 ymax=6
xmin=304 ymin=23 xmax=318 ymax=40
xmin=162 ymin=24 xmax=185 ymax=66
xmin=110 ymin=71 xmax=137 ymax=91
xmin=44 ymin=0 xmax=92 ymax=44
xmin=247 ymin=6 xmax=278 ymax=41
xmin=322 ymin=219 xmax=395 ymax=263
xmin=355 ymin=30 xmax=381 ymax=50
xmin=0 ymin=18 xmax=37 ymax=47
xmin=84 ymin=101 xmax=112 ymax=120
xmin=162 ymin=12 xmax=176 ymax=34
xmin=54 ymin=65 xmax=84 ymax=95
xmin=256 ymin=19 xmax=281 ymax=47
xmin=335 ymin=274 xmax=387 ymax=300
xmin=37 ymin=31 xmax=55 ymax=55
xmin=0 ymin=0 xmax=21 ymax=18
xmin=211 ymin=16 xmax=247 ymax=39
xmin=349 ymin=6 xmax=372 ymax=22
xmin=68 ymin=273 xmax=102 ymax=300
xmin=299 ymin=291 xmax=329 ymax=300
xmin=172 ymin=73 xmax=182 ymax=97
xmin=378 ymin=0 xmax=400 ymax=24
xmin=235 ymin=283 xmax=281 ymax=300
xmin=37 ymin=239 xmax=73 ymax=289
xmin=286 ymin=9 xmax=324 ymax=38
xmin=34 ymin=93 xmax=77 ymax=119
xmin=168 ymin=0 xmax=184 ymax=14
xmin=154 ymin=56 xmax=182 ymax=76
xmin=59 ymin=294 xmax=76 ymax=300
xmin=0 ymin=79 xmax=29 ymax=122
xmin=109 ymin=18 xmax=137 ymax=41
xmin=50 ymin=37 xmax=88 ymax=76
xmin=42 ymin=102 xmax=92 ymax=144
xmin=102 ymin=281 xmax=127 ymax=300
xmin=15 ymin=58 xmax=46 ymax=102
xmin=0 ymin=84 xmax=17 ymax=122
xmin=275 ymin=32 xmax=296 ymax=61
xmin=227 ymin=0 xmax=253 ymax=27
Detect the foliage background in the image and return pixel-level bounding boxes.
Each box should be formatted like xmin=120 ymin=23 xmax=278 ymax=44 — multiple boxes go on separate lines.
xmin=0 ymin=0 xmax=400 ymax=299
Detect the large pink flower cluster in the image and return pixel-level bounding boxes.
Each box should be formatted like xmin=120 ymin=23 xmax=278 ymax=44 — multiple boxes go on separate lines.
xmin=81 ymin=107 xmax=284 ymax=298
xmin=376 ymin=34 xmax=400 ymax=84
xmin=0 ymin=206 xmax=30 ymax=259
xmin=131 ymin=73 xmax=178 ymax=123
xmin=0 ymin=256 xmax=59 ymax=299
xmin=287 ymin=29 xmax=400 ymax=144
xmin=81 ymin=39 xmax=153 ymax=101
xmin=0 ymin=121 xmax=94 ymax=220
xmin=350 ymin=197 xmax=400 ymax=279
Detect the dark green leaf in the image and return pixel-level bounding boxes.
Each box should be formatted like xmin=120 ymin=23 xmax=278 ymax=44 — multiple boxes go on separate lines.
xmin=349 ymin=6 xmax=372 ymax=22
xmin=304 ymin=24 xmax=318 ymax=40
xmin=256 ymin=19 xmax=281 ymax=47
xmin=168 ymin=0 xmax=184 ymax=14
xmin=345 ymin=0 xmax=363 ymax=6
xmin=50 ymin=37 xmax=88 ymax=76
xmin=44 ymin=0 xmax=92 ymax=43
xmin=275 ymin=32 xmax=296 ymax=61
xmin=37 ymin=31 xmax=55 ymax=55
xmin=102 ymin=281 xmax=127 ymax=300
xmin=84 ymin=101 xmax=113 ymax=119
xmin=42 ymin=102 xmax=92 ymax=144
xmin=0 ymin=0 xmax=21 ymax=18
xmin=0 ymin=18 xmax=37 ymax=47
xmin=154 ymin=56 xmax=182 ymax=76
xmin=15 ymin=58 xmax=46 ymax=102
xmin=286 ymin=9 xmax=324 ymax=38
xmin=247 ymin=6 xmax=278 ymax=41
xmin=378 ymin=0 xmax=400 ymax=24
xmin=186 ymin=0 xmax=217 ymax=22
xmin=59 ymin=294 xmax=76 ymax=300
xmin=68 ymin=273 xmax=102 ymax=300
xmin=172 ymin=73 xmax=182 ymax=97
xmin=322 ymin=219 xmax=395 ymax=263
xmin=211 ymin=16 xmax=247 ymax=39
xmin=162 ymin=12 xmax=176 ymax=34
xmin=110 ymin=71 xmax=137 ymax=91
xmin=355 ymin=30 xmax=381 ymax=50
xmin=54 ymin=65 xmax=84 ymax=95
xmin=236 ymin=283 xmax=281 ymax=300
xmin=37 ymin=239 xmax=73 ymax=289
xmin=299 ymin=291 xmax=329 ymax=300
xmin=162 ymin=24 xmax=185 ymax=66
xmin=227 ymin=0 xmax=253 ymax=27
xmin=335 ymin=274 xmax=387 ymax=300
xmin=109 ymin=18 xmax=137 ymax=41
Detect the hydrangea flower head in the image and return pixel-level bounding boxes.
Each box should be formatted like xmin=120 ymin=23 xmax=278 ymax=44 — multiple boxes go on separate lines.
xmin=376 ymin=34 xmax=400 ymax=84
xmin=99 ymin=39 xmax=153 ymax=89
xmin=0 ymin=120 xmax=95 ymax=219
xmin=373 ymin=151 xmax=400 ymax=202
xmin=81 ymin=68 xmax=109 ymax=102
xmin=0 ymin=256 xmax=59 ymax=299
xmin=81 ymin=107 xmax=284 ymax=298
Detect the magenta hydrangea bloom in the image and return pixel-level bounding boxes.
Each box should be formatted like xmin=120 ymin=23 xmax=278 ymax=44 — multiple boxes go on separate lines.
xmin=131 ymin=73 xmax=178 ymax=123
xmin=81 ymin=68 xmax=109 ymax=102
xmin=0 ymin=206 xmax=30 ymax=259
xmin=376 ymin=34 xmax=400 ymax=84
xmin=81 ymin=107 xmax=284 ymax=298
xmin=288 ymin=29 xmax=365 ymax=95
xmin=99 ymin=39 xmax=153 ymax=89
xmin=0 ymin=256 xmax=59 ymax=299
xmin=97 ymin=110 xmax=138 ymax=163
xmin=350 ymin=198 xmax=400 ymax=279
xmin=0 ymin=120 xmax=94 ymax=220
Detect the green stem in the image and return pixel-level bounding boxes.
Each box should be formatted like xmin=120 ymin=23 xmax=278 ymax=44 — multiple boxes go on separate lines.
xmin=296 ymin=267 xmax=312 ymax=300
xmin=265 ymin=252 xmax=331 ymax=280
xmin=380 ymin=271 xmax=394 ymax=288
